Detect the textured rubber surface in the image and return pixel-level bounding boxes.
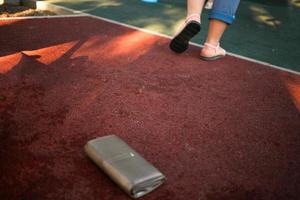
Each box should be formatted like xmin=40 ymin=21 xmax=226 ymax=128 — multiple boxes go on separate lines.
xmin=0 ymin=17 xmax=300 ymax=200
xmin=169 ymin=21 xmax=201 ymax=53
xmin=49 ymin=0 xmax=300 ymax=71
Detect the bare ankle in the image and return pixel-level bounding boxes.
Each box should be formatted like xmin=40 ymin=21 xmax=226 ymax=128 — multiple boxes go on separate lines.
xmin=186 ymin=13 xmax=201 ymax=23
xmin=205 ymin=40 xmax=219 ymax=46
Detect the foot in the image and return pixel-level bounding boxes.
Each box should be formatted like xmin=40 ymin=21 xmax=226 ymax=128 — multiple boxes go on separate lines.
xmin=200 ymin=42 xmax=226 ymax=61
xmin=205 ymin=0 xmax=214 ymax=9
xmin=169 ymin=14 xmax=201 ymax=53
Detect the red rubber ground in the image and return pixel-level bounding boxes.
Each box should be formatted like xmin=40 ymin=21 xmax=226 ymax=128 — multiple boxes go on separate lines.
xmin=0 ymin=17 xmax=300 ymax=200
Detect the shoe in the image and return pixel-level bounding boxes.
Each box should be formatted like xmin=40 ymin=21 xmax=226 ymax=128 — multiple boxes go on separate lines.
xmin=169 ymin=14 xmax=201 ymax=53
xmin=205 ymin=0 xmax=214 ymax=9
xmin=200 ymin=42 xmax=226 ymax=61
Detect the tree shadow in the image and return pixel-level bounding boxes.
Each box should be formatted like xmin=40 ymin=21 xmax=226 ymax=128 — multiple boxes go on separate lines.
xmin=0 ymin=14 xmax=300 ymax=200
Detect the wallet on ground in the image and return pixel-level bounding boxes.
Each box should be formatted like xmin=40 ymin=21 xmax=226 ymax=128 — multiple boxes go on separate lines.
xmin=84 ymin=135 xmax=166 ymax=198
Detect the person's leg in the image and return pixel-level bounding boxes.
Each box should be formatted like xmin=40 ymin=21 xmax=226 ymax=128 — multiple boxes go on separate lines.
xmin=205 ymin=19 xmax=227 ymax=46
xmin=187 ymin=0 xmax=206 ymax=20
xmin=169 ymin=0 xmax=206 ymax=53
xmin=200 ymin=0 xmax=240 ymax=60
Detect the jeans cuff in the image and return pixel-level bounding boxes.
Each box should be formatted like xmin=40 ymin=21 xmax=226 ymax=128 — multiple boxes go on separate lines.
xmin=209 ymin=11 xmax=235 ymax=24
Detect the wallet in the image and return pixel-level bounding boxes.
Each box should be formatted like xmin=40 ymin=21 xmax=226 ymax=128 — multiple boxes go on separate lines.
xmin=84 ymin=135 xmax=165 ymax=198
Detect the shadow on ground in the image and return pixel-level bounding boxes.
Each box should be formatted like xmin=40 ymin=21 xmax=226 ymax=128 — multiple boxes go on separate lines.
xmin=0 ymin=17 xmax=300 ymax=200
xmin=47 ymin=0 xmax=300 ymax=72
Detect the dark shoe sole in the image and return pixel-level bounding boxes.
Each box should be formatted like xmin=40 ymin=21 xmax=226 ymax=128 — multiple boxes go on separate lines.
xmin=169 ymin=21 xmax=201 ymax=53
xmin=200 ymin=54 xmax=225 ymax=61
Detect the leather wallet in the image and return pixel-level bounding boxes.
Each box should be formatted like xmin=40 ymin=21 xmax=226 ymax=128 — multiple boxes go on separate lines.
xmin=84 ymin=135 xmax=165 ymax=198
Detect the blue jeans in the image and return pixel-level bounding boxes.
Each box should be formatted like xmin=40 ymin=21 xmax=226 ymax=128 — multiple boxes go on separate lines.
xmin=209 ymin=0 xmax=240 ymax=24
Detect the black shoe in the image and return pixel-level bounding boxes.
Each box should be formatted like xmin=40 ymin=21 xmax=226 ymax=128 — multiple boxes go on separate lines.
xmin=169 ymin=21 xmax=201 ymax=53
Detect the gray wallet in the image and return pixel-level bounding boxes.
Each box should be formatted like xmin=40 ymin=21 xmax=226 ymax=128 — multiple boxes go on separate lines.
xmin=84 ymin=135 xmax=165 ymax=198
